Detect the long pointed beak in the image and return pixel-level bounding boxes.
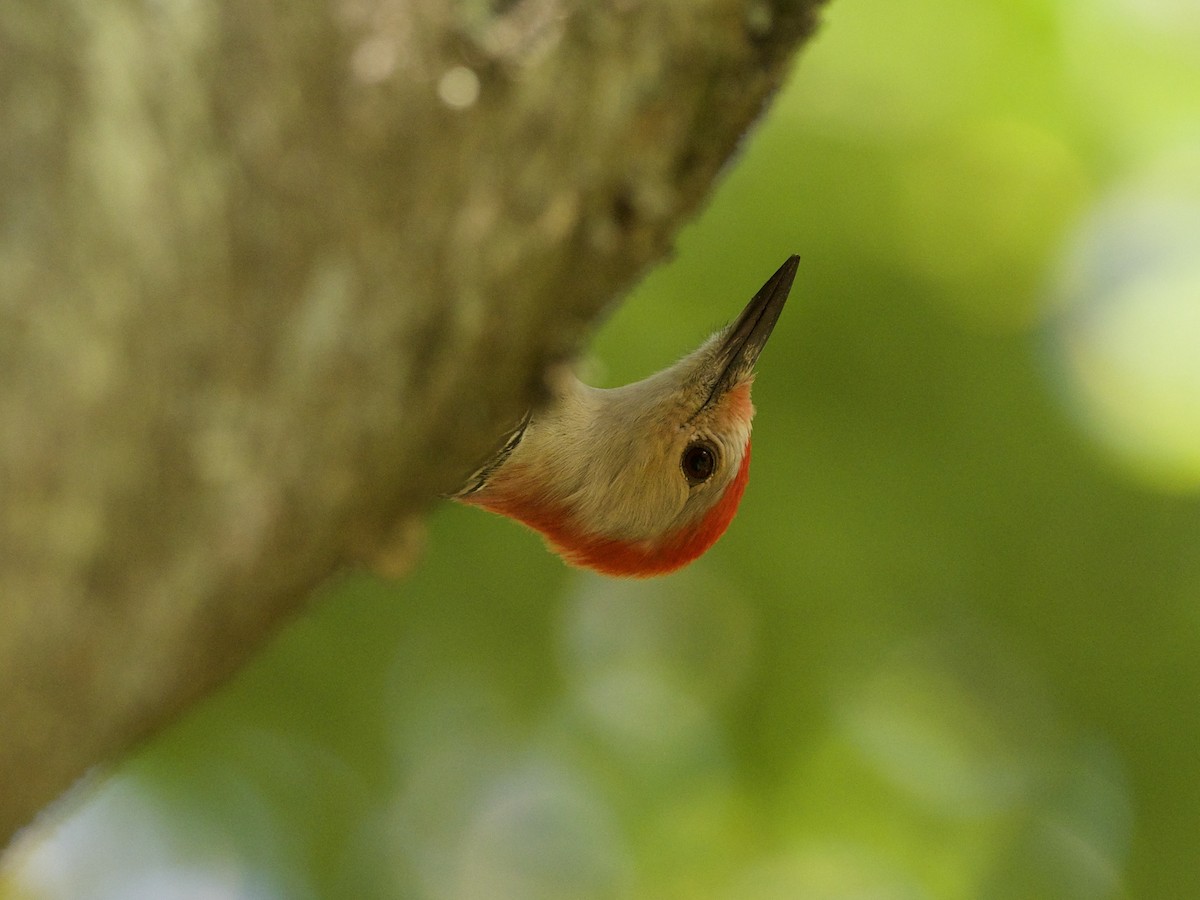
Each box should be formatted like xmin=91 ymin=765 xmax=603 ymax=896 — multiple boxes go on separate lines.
xmin=702 ymin=254 xmax=799 ymax=407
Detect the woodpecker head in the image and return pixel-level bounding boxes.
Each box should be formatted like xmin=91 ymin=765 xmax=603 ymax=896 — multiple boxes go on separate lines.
xmin=456 ymin=255 xmax=799 ymax=577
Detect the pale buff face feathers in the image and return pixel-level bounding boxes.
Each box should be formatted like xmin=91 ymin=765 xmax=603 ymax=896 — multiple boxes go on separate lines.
xmin=479 ymin=335 xmax=757 ymax=544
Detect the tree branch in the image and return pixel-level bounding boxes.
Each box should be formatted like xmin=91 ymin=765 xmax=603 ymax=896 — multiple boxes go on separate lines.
xmin=0 ymin=0 xmax=823 ymax=844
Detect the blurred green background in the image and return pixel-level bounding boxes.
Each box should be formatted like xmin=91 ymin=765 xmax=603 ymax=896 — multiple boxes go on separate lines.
xmin=7 ymin=0 xmax=1200 ymax=897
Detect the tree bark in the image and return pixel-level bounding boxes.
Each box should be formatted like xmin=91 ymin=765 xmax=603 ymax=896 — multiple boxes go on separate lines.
xmin=0 ymin=0 xmax=823 ymax=845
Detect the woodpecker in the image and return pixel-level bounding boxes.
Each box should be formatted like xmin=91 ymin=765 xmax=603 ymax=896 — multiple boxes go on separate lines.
xmin=454 ymin=255 xmax=799 ymax=577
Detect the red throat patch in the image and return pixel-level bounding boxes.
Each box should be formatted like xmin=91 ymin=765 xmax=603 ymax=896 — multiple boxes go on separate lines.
xmin=468 ymin=442 xmax=753 ymax=577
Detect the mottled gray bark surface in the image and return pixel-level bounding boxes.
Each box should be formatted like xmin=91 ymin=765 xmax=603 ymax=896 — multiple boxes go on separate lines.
xmin=0 ymin=0 xmax=823 ymax=844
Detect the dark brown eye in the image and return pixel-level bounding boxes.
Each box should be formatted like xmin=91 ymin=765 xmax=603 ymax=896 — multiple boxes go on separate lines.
xmin=681 ymin=442 xmax=717 ymax=485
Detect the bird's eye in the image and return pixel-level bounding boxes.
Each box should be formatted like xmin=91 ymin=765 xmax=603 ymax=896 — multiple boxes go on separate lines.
xmin=681 ymin=441 xmax=718 ymax=485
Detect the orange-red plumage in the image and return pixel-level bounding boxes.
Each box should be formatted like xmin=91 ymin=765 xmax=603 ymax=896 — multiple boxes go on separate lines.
xmin=468 ymin=444 xmax=752 ymax=577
